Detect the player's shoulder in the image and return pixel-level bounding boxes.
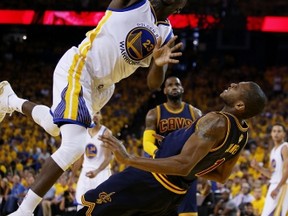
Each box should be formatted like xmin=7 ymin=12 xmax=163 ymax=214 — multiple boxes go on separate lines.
xmin=281 ymin=142 xmax=288 ymax=151
xmin=103 ymin=126 xmax=113 ymax=136
xmin=146 ymin=107 xmax=158 ymax=120
xmin=187 ymin=103 xmax=202 ymax=117
xmin=198 ymin=112 xmax=228 ymax=129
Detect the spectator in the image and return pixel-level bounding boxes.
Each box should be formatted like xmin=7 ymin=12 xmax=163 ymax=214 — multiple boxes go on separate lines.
xmin=231 ymin=182 xmax=255 ymax=212
xmin=214 ymin=188 xmax=238 ymax=216
xmin=251 ymin=187 xmax=265 ymax=216
xmin=3 ymin=174 xmax=26 ymax=215
xmin=240 ymin=202 xmax=256 ymax=216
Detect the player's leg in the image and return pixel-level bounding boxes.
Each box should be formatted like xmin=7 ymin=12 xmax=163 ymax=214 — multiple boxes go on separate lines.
xmin=261 ymin=184 xmax=279 ymax=216
xmin=75 ymin=170 xmax=89 ymax=210
xmin=176 ymin=179 xmax=198 ymax=216
xmin=9 ymin=124 xmax=87 ymax=216
xmin=0 ymin=81 xmax=60 ymax=136
xmin=9 ymin=74 xmax=93 ymax=216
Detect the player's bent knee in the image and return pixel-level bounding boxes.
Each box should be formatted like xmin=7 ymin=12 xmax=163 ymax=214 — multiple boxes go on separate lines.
xmin=52 ymin=124 xmax=87 ymax=170
xmin=45 ymin=124 xmax=60 ymax=137
xmin=32 ymin=105 xmax=60 ymax=137
xmin=52 ymin=143 xmax=84 ymax=170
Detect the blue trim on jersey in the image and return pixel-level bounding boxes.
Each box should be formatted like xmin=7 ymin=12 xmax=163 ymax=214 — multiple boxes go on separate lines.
xmin=157 ymin=20 xmax=171 ymax=27
xmin=107 ymin=0 xmax=146 ymax=12
xmin=53 ymin=118 xmax=89 ymax=128
xmin=163 ymin=30 xmax=173 ymax=45
xmin=49 ymin=109 xmax=54 ymax=117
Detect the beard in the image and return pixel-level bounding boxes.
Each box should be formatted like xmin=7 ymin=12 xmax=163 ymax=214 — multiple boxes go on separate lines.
xmin=167 ymin=93 xmax=182 ymax=102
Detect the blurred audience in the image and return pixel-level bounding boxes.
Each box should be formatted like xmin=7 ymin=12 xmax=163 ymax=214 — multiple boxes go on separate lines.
xmin=0 ymin=29 xmax=288 ymax=216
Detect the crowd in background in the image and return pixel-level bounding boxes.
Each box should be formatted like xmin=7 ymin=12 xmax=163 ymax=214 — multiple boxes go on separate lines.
xmin=0 ymin=27 xmax=288 ymax=216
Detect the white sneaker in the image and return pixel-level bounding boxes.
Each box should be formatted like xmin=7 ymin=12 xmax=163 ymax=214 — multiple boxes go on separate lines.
xmin=0 ymin=80 xmax=16 ymax=122
xmin=7 ymin=207 xmax=34 ymax=216
xmin=8 ymin=211 xmax=34 ymax=216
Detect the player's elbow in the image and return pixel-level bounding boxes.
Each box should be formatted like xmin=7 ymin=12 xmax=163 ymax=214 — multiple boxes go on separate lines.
xmin=177 ymin=164 xmax=193 ymax=176
xmin=214 ymin=173 xmax=230 ymax=184
xmin=217 ymin=178 xmax=228 ymax=184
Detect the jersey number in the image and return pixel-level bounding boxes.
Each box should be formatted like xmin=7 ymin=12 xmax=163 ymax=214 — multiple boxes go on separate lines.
xmin=143 ymin=40 xmax=154 ymax=52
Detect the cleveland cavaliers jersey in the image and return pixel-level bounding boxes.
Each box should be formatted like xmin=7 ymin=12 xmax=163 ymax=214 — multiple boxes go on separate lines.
xmin=82 ymin=126 xmax=110 ymax=171
xmin=153 ymin=112 xmax=249 ymax=191
xmin=269 ymin=142 xmax=288 ymax=184
xmin=156 ymin=102 xmax=197 ymax=137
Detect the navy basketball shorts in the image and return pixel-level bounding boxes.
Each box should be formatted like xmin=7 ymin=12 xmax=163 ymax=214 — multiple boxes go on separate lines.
xmin=76 ymin=167 xmax=185 ymax=216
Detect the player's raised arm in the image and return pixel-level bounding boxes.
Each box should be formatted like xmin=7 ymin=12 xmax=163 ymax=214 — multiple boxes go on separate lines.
xmin=147 ymin=36 xmax=183 ymax=91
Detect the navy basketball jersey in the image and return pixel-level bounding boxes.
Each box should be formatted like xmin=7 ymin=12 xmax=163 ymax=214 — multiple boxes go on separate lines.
xmin=156 ymin=102 xmax=197 ymax=137
xmin=152 ymin=111 xmax=249 ymax=192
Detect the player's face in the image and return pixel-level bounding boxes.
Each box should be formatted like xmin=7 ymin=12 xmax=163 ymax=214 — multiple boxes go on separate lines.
xmin=93 ymin=112 xmax=102 ymax=124
xmin=168 ymin=0 xmax=187 ymax=14
xmin=271 ymin=125 xmax=286 ymax=143
xmin=164 ymin=77 xmax=184 ymax=100
xmin=154 ymin=0 xmax=187 ymax=17
xmin=220 ymin=82 xmax=250 ymax=105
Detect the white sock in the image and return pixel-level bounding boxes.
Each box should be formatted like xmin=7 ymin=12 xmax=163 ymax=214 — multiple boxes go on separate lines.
xmin=8 ymin=94 xmax=27 ymax=113
xmin=18 ymin=189 xmax=42 ymax=213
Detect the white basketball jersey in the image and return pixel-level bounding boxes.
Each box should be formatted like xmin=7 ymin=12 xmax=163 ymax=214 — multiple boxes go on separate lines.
xmin=77 ymin=0 xmax=172 ymax=87
xmin=52 ymin=0 xmax=173 ymax=116
xmin=83 ymin=126 xmax=109 ymax=170
xmin=269 ymin=142 xmax=288 ymax=184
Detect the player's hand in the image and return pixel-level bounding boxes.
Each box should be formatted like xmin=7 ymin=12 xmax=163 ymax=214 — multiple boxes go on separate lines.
xmin=270 ymin=187 xmax=280 ymax=199
xmin=99 ymin=134 xmax=130 ymax=164
xmin=250 ymin=159 xmax=259 ymax=169
xmin=153 ymin=133 xmax=165 ymax=143
xmin=153 ymin=36 xmax=183 ymax=67
xmin=86 ymin=170 xmax=98 ymax=178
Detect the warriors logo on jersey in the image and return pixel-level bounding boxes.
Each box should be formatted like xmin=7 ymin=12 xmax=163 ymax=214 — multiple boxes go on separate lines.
xmin=85 ymin=143 xmax=97 ymax=159
xmin=126 ymin=27 xmax=156 ymax=61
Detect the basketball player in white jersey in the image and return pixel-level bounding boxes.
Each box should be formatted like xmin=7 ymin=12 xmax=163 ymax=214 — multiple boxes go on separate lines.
xmin=72 ymin=111 xmax=113 ymax=210
xmin=0 ymin=1 xmax=188 ymax=215
xmin=251 ymin=123 xmax=288 ymax=216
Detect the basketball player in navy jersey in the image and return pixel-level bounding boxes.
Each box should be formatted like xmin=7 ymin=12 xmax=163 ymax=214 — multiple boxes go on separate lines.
xmin=143 ymin=76 xmax=201 ymax=215
xmin=0 ymin=1 xmax=188 ymax=215
xmin=75 ymin=81 xmax=267 ymax=216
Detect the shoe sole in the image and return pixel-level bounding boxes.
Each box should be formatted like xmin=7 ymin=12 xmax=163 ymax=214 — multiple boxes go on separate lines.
xmin=0 ymin=81 xmax=9 ymax=95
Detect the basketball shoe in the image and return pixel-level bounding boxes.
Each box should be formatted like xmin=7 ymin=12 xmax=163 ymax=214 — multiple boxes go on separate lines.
xmin=8 ymin=207 xmax=34 ymax=216
xmin=0 ymin=81 xmax=16 ymax=122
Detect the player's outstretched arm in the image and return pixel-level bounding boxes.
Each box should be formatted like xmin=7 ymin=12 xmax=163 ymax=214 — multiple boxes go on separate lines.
xmin=147 ymin=36 xmax=183 ymax=91
xmin=100 ymin=113 xmax=226 ymax=176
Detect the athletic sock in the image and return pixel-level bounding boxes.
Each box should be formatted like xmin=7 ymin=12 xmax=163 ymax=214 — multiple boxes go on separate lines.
xmin=18 ymin=189 xmax=42 ymax=213
xmin=8 ymin=94 xmax=27 ymax=113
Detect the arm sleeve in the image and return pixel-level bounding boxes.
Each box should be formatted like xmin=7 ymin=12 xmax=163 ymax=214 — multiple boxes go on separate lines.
xmin=143 ymin=129 xmax=157 ymax=156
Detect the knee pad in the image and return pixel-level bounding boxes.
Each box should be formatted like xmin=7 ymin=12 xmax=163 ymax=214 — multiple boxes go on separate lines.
xmin=32 ymin=105 xmax=60 ymax=137
xmin=51 ymin=124 xmax=86 ymax=170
